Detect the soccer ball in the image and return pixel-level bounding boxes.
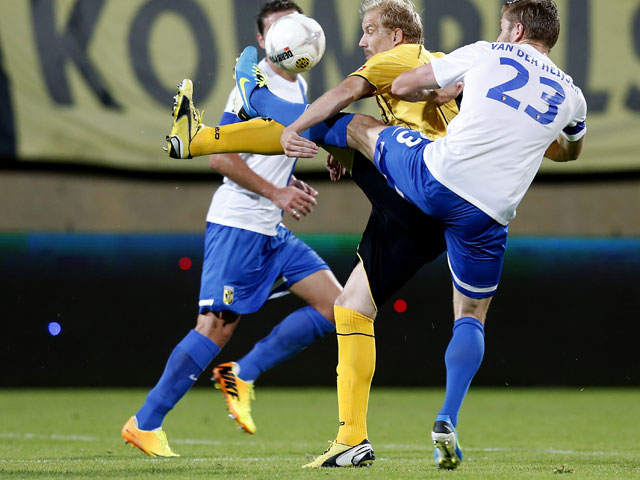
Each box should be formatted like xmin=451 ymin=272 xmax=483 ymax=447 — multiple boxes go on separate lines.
xmin=265 ymin=13 xmax=326 ymax=73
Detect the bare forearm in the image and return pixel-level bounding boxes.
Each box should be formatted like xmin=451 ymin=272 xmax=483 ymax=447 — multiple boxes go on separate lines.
xmin=287 ymin=76 xmax=370 ymax=135
xmin=209 ymin=153 xmax=277 ymax=199
xmin=544 ymin=135 xmax=584 ymax=162
xmin=392 ymin=63 xmax=440 ymax=101
xmin=287 ymin=87 xmax=354 ymax=134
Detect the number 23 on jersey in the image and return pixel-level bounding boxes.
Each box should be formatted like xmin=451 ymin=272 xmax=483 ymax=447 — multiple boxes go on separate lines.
xmin=486 ymin=57 xmax=566 ymax=125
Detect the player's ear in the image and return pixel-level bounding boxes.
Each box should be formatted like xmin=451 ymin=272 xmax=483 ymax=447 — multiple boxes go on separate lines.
xmin=514 ymin=23 xmax=526 ymax=42
xmin=257 ymin=32 xmax=266 ymax=49
xmin=392 ymin=27 xmax=404 ymax=46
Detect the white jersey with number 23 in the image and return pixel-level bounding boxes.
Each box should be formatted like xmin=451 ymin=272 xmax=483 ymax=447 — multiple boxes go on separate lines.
xmin=426 ymin=41 xmax=588 ymax=225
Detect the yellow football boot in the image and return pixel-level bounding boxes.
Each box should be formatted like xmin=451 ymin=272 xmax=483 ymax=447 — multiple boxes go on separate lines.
xmin=165 ymin=78 xmax=204 ymax=159
xmin=212 ymin=362 xmax=256 ymax=434
xmin=121 ymin=416 xmax=179 ymax=457
xmin=302 ymin=439 xmax=375 ymax=468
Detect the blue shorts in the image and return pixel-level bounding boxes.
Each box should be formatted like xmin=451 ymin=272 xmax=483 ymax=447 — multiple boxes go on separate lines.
xmin=373 ymin=127 xmax=508 ymax=298
xmin=198 ymin=223 xmax=329 ymax=315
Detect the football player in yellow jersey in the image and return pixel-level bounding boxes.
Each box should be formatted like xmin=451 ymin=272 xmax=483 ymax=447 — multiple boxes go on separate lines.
xmin=348 ymin=45 xmax=458 ymax=138
xmin=165 ymin=0 xmax=463 ymax=469
xmin=225 ymin=0 xmax=469 ymax=469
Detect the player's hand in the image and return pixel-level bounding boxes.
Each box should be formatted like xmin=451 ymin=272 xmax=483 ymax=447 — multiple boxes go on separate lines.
xmin=272 ymin=185 xmax=317 ymax=221
xmin=281 ymin=127 xmax=319 ymax=158
xmin=289 ymin=175 xmax=319 ymax=197
xmin=430 ymin=82 xmax=464 ymax=105
xmin=325 ymin=154 xmax=346 ymax=181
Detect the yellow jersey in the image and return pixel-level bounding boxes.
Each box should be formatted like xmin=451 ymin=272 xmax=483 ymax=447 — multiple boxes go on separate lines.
xmin=349 ymin=43 xmax=458 ymax=140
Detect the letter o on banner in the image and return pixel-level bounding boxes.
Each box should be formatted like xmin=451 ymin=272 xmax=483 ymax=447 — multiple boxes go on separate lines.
xmin=129 ymin=0 xmax=216 ymax=104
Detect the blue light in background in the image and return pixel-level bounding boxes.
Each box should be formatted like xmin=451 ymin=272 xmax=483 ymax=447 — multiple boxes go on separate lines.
xmin=48 ymin=322 xmax=62 ymax=336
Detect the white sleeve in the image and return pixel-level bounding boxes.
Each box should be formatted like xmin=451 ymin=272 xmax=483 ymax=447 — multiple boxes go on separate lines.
xmin=298 ymin=74 xmax=308 ymax=96
xmin=223 ymin=87 xmax=238 ymax=114
xmin=572 ymin=89 xmax=588 ymax=125
xmin=562 ymin=90 xmax=588 ymax=141
xmin=430 ymin=41 xmax=490 ymax=87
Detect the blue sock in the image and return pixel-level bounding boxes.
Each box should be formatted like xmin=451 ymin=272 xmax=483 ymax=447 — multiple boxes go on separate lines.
xmin=251 ymin=88 xmax=305 ymax=127
xmin=136 ymin=329 xmax=220 ymax=430
xmin=236 ymin=306 xmax=335 ymax=382
xmin=250 ymin=88 xmax=352 ymax=147
xmin=437 ymin=317 xmax=485 ymax=427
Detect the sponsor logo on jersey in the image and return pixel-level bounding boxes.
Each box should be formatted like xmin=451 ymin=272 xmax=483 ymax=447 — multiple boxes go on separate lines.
xmin=223 ymin=286 xmax=235 ymax=305
xmin=269 ymin=47 xmax=294 ymax=64
xmin=356 ymin=65 xmax=367 ymax=72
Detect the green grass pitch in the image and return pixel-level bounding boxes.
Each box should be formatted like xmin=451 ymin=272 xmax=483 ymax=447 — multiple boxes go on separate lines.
xmin=1 ymin=387 xmax=638 ymax=479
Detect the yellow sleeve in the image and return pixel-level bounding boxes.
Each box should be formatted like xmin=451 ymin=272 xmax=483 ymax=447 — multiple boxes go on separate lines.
xmin=349 ymin=44 xmax=426 ymax=96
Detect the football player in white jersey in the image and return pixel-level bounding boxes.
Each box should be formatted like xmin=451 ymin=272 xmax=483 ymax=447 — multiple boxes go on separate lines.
xmin=121 ymin=1 xmax=342 ymax=457
xmin=277 ymin=0 xmax=587 ymax=469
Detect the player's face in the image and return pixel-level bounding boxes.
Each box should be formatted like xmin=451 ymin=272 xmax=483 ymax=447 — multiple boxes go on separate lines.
xmin=497 ymin=15 xmax=517 ymax=43
xmin=257 ymin=9 xmax=299 ymax=49
xmin=359 ymin=9 xmax=397 ymax=59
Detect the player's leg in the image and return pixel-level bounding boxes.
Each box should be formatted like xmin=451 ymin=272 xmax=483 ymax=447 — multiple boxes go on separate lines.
xmin=212 ymin=226 xmax=337 ymax=433
xmin=305 ymin=155 xmax=447 ymax=468
xmin=230 ymin=269 xmax=340 ymax=385
xmin=164 ymin=76 xmax=286 ymax=159
xmin=345 ymin=115 xmax=386 ymax=163
xmin=165 ymin=75 xmax=349 ymax=159
xmin=303 ymin=261 xmax=376 ymax=468
xmin=190 ymin=118 xmax=286 ymax=157
xmin=123 ymin=223 xmax=263 ymax=455
xmin=334 ymin=261 xmax=377 ymax=446
xmin=122 ymin=311 xmax=235 ymax=457
xmin=432 ymin=197 xmax=507 ymax=470
xmin=234 ymin=46 xmax=354 ymax=148
xmin=431 ymin=290 xmax=489 ymax=470
xmin=439 ymin=288 xmax=492 ymax=423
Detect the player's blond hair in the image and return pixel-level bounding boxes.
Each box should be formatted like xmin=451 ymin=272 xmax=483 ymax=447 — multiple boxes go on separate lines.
xmin=360 ymin=0 xmax=423 ymax=44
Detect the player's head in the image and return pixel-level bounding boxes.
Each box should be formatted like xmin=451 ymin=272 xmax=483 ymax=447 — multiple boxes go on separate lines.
xmin=359 ymin=0 xmax=423 ymax=59
xmin=498 ymin=0 xmax=560 ymax=51
xmin=256 ymin=1 xmax=303 ymax=49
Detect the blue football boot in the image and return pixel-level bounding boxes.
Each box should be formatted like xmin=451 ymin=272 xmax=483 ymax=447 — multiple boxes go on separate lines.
xmin=234 ymin=46 xmax=267 ymax=120
xmin=432 ymin=414 xmax=463 ymax=469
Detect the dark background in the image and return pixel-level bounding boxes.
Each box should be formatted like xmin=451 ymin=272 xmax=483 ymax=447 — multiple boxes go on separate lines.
xmin=2 ymin=233 xmax=638 ymax=388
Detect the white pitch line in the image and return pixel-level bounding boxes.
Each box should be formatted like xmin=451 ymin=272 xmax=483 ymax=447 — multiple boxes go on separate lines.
xmin=0 ymin=432 xmax=97 ymax=442
xmin=0 ymin=432 xmax=614 ymax=457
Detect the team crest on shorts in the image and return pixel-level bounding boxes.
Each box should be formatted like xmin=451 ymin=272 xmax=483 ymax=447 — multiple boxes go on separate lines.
xmin=223 ymin=286 xmax=235 ymax=305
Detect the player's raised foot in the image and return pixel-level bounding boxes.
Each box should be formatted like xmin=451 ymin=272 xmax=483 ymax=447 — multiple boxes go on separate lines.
xmin=212 ymin=362 xmax=256 ymax=434
xmin=302 ymin=439 xmax=375 ymax=468
xmin=234 ymin=46 xmax=268 ymax=120
xmin=164 ymin=78 xmax=204 ymax=159
xmin=432 ymin=415 xmax=462 ymax=470
xmin=121 ymin=416 xmax=179 ymax=457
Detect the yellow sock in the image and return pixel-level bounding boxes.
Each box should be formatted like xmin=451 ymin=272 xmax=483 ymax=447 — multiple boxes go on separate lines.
xmin=190 ymin=118 xmax=285 ymax=157
xmin=334 ymin=305 xmax=375 ymax=446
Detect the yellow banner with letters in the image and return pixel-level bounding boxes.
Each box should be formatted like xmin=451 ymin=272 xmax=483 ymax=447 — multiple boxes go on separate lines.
xmin=0 ymin=0 xmax=638 ymax=173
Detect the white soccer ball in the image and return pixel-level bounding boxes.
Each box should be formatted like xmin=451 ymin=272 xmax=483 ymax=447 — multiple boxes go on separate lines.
xmin=265 ymin=13 xmax=326 ymax=73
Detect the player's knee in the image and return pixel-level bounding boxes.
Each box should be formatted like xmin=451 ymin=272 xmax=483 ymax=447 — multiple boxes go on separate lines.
xmin=315 ymin=304 xmax=335 ymax=324
xmin=195 ymin=311 xmax=241 ymax=346
xmin=334 ymin=293 xmax=376 ymax=320
xmin=346 ymin=114 xmax=383 ymax=161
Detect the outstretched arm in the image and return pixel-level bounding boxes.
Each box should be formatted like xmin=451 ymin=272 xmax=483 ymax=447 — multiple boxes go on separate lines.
xmin=209 ymin=154 xmax=317 ymax=220
xmin=281 ymin=75 xmax=373 ymax=156
xmin=425 ymin=82 xmax=464 ymax=105
xmin=391 ymin=63 xmax=441 ymax=102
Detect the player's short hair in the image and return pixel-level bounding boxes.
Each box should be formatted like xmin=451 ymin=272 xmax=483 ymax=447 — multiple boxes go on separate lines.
xmin=360 ymin=0 xmax=424 ymax=44
xmin=256 ymin=0 xmax=303 ymax=35
xmin=501 ymin=0 xmax=560 ymax=49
